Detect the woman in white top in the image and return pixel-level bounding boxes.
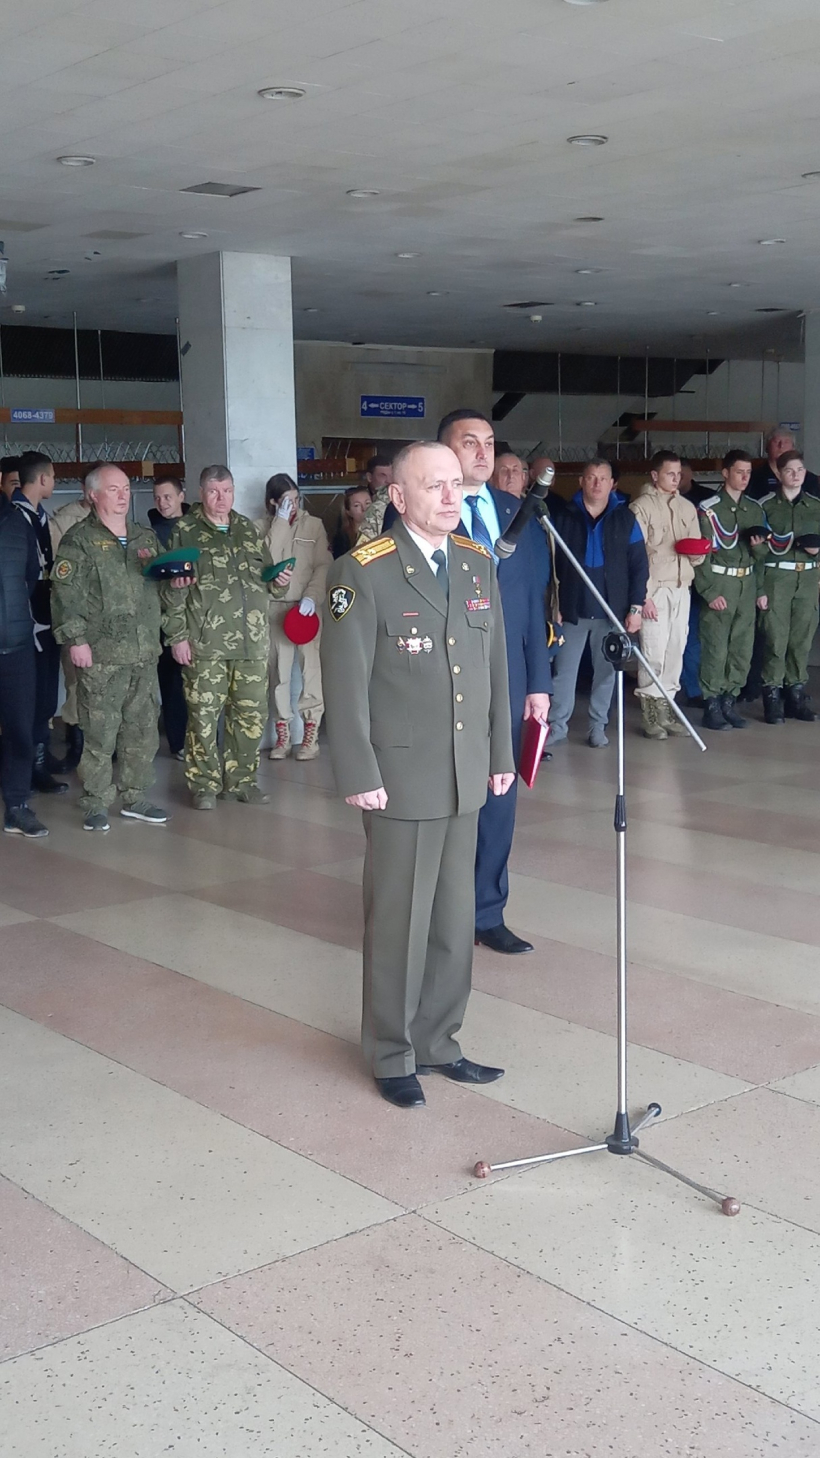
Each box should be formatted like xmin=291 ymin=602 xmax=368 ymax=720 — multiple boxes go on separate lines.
xmin=255 ymin=473 xmax=331 ymax=761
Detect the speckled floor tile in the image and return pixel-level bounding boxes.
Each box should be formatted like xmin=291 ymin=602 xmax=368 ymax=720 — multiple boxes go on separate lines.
xmin=0 ymin=1299 xmax=405 ymax=1458
xmin=424 ymin=1151 xmax=820 ymax=1418
xmin=773 ymin=1062 xmax=820 ymax=1105
xmin=0 ymin=1008 xmax=398 ymax=1291
xmin=0 ymin=1176 xmax=168 ymax=1361
xmin=194 ymin=1214 xmax=820 ymax=1456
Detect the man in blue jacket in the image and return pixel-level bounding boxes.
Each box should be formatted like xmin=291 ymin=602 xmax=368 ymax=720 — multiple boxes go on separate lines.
xmin=547 ymin=459 xmax=649 ymax=747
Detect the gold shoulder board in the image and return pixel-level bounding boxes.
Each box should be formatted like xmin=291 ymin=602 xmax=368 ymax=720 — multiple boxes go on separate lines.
xmin=350 ymin=536 xmax=397 ymax=566
xmin=450 ymin=533 xmax=491 ymax=558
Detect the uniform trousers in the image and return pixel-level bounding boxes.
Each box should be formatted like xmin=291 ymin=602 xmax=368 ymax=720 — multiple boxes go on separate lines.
xmin=0 ymin=644 xmax=36 ymax=811
xmin=549 ymin=618 xmax=617 ymax=735
xmin=60 ymin=647 xmax=79 ymax=726
xmin=760 ymin=568 xmax=820 ymax=688
xmin=76 ymin=661 xmax=158 ymax=812
xmin=636 ymin=584 xmax=690 ymax=698
xmin=182 ymin=657 xmax=267 ymax=793
xmin=33 ymin=627 xmax=61 ymax=745
xmin=267 ymin=602 xmax=324 ymax=725
xmin=698 ymin=576 xmax=756 ymax=698
xmin=475 ymin=721 xmax=519 ymax=932
xmin=157 ymin=644 xmax=188 ymax=754
xmin=362 ymin=809 xmax=479 ymax=1078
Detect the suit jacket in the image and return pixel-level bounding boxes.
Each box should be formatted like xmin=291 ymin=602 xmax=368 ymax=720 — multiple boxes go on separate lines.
xmin=321 ymin=519 xmax=514 ymax=820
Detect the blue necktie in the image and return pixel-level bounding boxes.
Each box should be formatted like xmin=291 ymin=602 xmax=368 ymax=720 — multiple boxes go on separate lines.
xmin=465 ymin=494 xmax=496 ymax=557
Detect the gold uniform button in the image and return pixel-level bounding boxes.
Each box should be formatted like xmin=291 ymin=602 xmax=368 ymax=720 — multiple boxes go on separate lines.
xmin=461 ymin=562 xmax=470 ymax=572
xmin=448 ymin=636 xmax=456 ymax=646
xmin=455 ymin=693 xmax=463 ymax=703
xmin=455 ymin=721 xmax=464 ymax=731
xmin=453 ymin=664 xmax=461 ymax=674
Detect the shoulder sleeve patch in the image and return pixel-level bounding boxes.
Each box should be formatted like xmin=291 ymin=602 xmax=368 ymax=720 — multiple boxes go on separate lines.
xmin=350 ymin=536 xmax=397 ymax=566
xmin=54 ymin=558 xmax=73 ymax=580
xmin=450 ymin=533 xmax=491 ymax=558
xmin=327 ymin=585 xmax=356 ymax=621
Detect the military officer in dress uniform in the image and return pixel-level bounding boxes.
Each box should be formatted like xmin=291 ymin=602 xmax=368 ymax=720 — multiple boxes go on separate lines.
xmin=694 ymin=449 xmax=770 ymax=731
xmin=757 ymin=450 xmax=820 ymax=723
xmin=321 ymin=440 xmax=515 ymax=1109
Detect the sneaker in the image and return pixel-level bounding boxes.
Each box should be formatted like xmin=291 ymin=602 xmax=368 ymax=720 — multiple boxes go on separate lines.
xmin=193 ymin=792 xmax=217 ymax=811
xmin=226 ymin=784 xmax=269 ymax=805
xmin=588 ymin=725 xmax=609 ymax=748
xmin=120 ymin=799 xmax=167 ymax=824
xmin=3 ymin=805 xmax=49 ymax=838
xmin=269 ymin=721 xmax=291 ymax=760
xmin=172 ymin=749 xmax=185 ymax=761
xmin=83 ymin=810 xmax=110 ymax=833
xmin=295 ymin=721 xmax=320 ymax=761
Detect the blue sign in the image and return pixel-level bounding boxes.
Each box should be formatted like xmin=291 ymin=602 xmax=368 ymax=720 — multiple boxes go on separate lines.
xmin=361 ymin=394 xmax=425 ymax=419
xmin=11 ymin=408 xmax=55 ymax=424
xmin=296 ymin=446 xmax=316 ymax=460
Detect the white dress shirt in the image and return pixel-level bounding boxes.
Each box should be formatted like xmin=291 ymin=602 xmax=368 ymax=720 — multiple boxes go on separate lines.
xmin=405 ymin=525 xmax=448 ymax=580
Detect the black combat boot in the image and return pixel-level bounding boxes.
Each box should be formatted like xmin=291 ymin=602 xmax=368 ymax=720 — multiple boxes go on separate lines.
xmin=702 ymin=696 xmax=732 ymax=731
xmin=784 ymin=683 xmax=817 ymax=722
xmin=63 ymin=723 xmax=84 ymax=770
xmin=32 ymin=742 xmax=68 ymax=795
xmin=762 ymin=685 xmax=785 ymax=724
xmin=720 ymin=694 xmax=747 ymax=728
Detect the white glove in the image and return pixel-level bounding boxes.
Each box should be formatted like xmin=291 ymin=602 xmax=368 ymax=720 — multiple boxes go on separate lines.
xmin=32 ymin=621 xmax=48 ymax=654
xmin=276 ymin=501 xmax=294 ymax=521
xmin=299 ymin=597 xmax=315 ymax=616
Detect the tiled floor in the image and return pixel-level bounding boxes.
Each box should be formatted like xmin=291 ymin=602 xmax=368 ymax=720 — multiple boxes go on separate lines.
xmin=2 ymin=701 xmax=820 ymax=1456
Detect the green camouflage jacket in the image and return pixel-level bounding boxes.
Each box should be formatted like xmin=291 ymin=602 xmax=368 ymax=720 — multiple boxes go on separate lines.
xmin=51 ymin=514 xmax=162 ymax=664
xmin=161 ymin=503 xmax=282 ymax=661
xmin=355 ymin=486 xmax=390 ymax=546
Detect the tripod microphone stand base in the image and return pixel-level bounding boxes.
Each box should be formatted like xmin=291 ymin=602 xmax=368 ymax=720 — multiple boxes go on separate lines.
xmin=473 ymin=1102 xmax=741 ymax=1216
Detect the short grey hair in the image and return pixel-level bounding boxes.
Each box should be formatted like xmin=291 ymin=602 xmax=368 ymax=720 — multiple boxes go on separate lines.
xmin=766 ymin=425 xmax=795 ymax=447
xmin=199 ymin=464 xmax=233 ymax=489
xmin=85 ymin=463 xmax=129 ymax=497
xmin=390 ymin=440 xmax=449 ymax=483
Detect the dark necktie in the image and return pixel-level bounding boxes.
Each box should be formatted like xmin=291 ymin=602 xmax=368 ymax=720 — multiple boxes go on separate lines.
xmin=431 ymin=548 xmax=449 ymax=599
xmin=465 ymin=494 xmax=496 ymax=557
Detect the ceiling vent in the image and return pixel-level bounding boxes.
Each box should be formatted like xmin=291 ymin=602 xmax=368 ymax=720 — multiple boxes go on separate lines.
xmin=504 ymin=300 xmax=553 ymax=310
xmin=86 ymin=229 xmax=149 ymax=240
xmin=182 ymin=182 xmax=261 ymax=198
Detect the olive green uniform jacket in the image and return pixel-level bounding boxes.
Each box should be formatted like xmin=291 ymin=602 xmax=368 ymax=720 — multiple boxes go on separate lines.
xmin=51 ymin=514 xmax=162 ymax=661
xmin=694 ymin=489 xmax=768 ymax=699
xmin=321 ymin=521 xmax=514 ymax=820
xmin=161 ymin=503 xmax=282 ymax=661
xmin=758 ymin=488 xmax=820 ymax=687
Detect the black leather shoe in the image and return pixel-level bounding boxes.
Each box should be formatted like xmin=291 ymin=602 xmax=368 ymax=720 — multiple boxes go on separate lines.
xmin=63 ymin=724 xmax=84 ymax=770
xmin=375 ymin=1074 xmax=426 ymax=1109
xmin=475 ymin=924 xmax=533 ymax=954
xmin=416 ymin=1058 xmax=505 ymax=1084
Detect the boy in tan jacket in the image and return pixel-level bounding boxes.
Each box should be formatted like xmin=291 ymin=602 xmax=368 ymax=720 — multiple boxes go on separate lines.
xmin=631 ymin=451 xmax=705 ymax=739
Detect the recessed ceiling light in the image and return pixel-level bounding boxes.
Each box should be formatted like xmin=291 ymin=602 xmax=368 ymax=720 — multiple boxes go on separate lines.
xmin=180 ymin=231 xmax=208 ymax=239
xmin=564 ymin=0 xmax=608 ymax=6
xmin=346 ymin=189 xmax=380 ymax=198
xmin=396 ymin=252 xmax=419 ymax=258
xmin=567 ymin=134 xmax=608 ymax=146
xmin=727 ymin=282 xmax=746 ymax=288
xmin=57 ymin=155 xmax=95 ymax=167
xmin=427 ymin=290 xmax=448 ymax=296
xmin=257 ymin=86 xmax=306 ymax=101
xmin=758 ymin=238 xmax=786 ymax=246
xmin=575 ymin=267 xmax=603 ymax=275
xmin=304 ymin=307 xmax=319 ymax=313
xmin=706 ymin=310 xmax=720 ymax=316
xmin=575 ymin=215 xmax=604 ymax=222
xmin=576 ymin=300 xmax=597 ymax=307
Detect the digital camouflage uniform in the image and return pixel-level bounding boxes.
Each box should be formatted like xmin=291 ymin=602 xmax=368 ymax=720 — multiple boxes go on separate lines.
xmin=694 ymin=490 xmax=768 ymax=697
xmin=758 ymin=488 xmax=820 ymax=688
xmin=51 ymin=514 xmax=162 ymax=813
xmin=355 ymin=486 xmax=390 ymax=546
xmin=162 ymin=504 xmax=283 ymax=794
xmin=49 ymin=497 xmax=91 ymax=726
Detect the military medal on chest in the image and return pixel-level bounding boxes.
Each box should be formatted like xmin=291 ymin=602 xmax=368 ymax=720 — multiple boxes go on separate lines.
xmin=465 ymin=572 xmax=490 ymax=613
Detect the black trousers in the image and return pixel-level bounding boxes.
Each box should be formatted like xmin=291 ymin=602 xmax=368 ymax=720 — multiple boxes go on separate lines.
xmin=157 ymin=644 xmax=188 ymax=754
xmin=0 ymin=643 xmax=36 ymax=810
xmin=33 ymin=628 xmax=61 ymax=745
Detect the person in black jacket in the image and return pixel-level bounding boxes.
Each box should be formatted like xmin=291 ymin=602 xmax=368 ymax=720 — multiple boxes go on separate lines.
xmin=148 ymin=475 xmax=190 ymax=756
xmin=548 ymin=459 xmax=649 ymax=747
xmin=0 ymin=493 xmax=48 ymax=836
xmin=12 ymin=451 xmax=69 ymax=793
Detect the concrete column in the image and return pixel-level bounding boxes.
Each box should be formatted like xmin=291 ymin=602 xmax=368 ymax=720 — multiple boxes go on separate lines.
xmin=803 ymin=312 xmax=820 ymax=472
xmin=176 ymin=251 xmax=297 ymax=519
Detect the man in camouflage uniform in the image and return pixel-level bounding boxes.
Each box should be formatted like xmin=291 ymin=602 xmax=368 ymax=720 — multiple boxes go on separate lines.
xmin=51 ymin=465 xmax=169 ymax=832
xmin=162 ymin=465 xmax=290 ymax=810
xmin=354 ymin=453 xmax=395 ymax=546
xmin=757 ymin=449 xmax=820 ymax=723
xmin=694 ymin=449 xmax=769 ymax=731
xmin=49 ymin=466 xmax=96 ymax=769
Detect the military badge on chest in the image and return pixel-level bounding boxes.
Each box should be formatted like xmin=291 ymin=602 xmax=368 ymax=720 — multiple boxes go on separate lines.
xmin=397 ymin=635 xmax=433 ymax=655
xmin=465 ymin=572 xmax=490 ymax=613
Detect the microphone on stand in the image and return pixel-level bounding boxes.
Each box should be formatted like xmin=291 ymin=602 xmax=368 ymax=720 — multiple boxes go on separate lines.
xmin=494 ymin=462 xmax=555 ymax=559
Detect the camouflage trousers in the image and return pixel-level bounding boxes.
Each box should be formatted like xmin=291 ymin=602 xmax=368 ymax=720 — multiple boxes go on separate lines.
xmin=182 ymin=657 xmax=267 ymax=793
xmin=76 ymin=660 xmax=159 ymax=812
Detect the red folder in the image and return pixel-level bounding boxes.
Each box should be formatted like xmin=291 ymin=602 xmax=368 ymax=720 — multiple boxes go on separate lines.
xmin=518 ymin=716 xmax=550 ymax=789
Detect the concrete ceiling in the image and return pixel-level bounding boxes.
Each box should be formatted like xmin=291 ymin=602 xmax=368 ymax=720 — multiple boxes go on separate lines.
xmin=0 ymin=0 xmax=818 ymax=359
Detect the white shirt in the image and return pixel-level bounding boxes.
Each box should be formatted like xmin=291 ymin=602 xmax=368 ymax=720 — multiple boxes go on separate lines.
xmin=405 ymin=525 xmax=448 ymax=579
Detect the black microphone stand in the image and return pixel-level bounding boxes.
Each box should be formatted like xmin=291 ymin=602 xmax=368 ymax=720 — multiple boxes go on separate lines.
xmin=474 ymin=506 xmax=741 ymax=1217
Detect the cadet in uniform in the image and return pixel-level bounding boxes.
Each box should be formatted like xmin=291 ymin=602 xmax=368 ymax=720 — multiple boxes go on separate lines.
xmin=694 ymin=449 xmax=769 ymax=730
xmin=51 ymin=465 xmax=170 ymax=832
xmin=162 ymin=465 xmax=291 ymax=810
xmin=321 ymin=440 xmax=515 ymax=1109
xmin=758 ymin=449 xmax=820 ymax=723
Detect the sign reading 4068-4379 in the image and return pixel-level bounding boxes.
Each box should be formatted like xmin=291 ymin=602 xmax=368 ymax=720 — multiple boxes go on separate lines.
xmin=360 ymin=395 xmax=425 ymax=419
